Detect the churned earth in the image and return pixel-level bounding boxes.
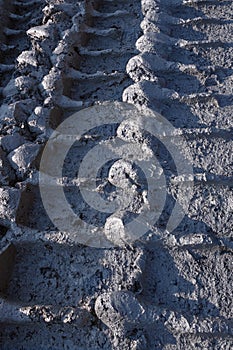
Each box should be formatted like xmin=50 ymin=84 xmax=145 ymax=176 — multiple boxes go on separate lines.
xmin=0 ymin=0 xmax=232 ymax=349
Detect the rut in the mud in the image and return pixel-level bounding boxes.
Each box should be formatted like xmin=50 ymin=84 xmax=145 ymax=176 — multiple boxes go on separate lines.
xmin=0 ymin=0 xmax=232 ymax=349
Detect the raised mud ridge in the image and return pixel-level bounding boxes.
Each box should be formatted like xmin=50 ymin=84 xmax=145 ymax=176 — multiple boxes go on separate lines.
xmin=0 ymin=0 xmax=232 ymax=349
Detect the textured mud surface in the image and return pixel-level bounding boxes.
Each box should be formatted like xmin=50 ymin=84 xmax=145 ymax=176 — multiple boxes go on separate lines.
xmin=0 ymin=0 xmax=232 ymax=349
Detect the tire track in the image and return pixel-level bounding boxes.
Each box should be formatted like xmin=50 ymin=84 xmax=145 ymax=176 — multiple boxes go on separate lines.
xmin=0 ymin=0 xmax=232 ymax=349
xmin=0 ymin=2 xmax=146 ymax=349
xmin=124 ymin=1 xmax=233 ymax=154
xmin=120 ymin=0 xmax=232 ymax=348
xmin=0 ymin=0 xmax=43 ymax=104
xmin=60 ymin=0 xmax=143 ymax=120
